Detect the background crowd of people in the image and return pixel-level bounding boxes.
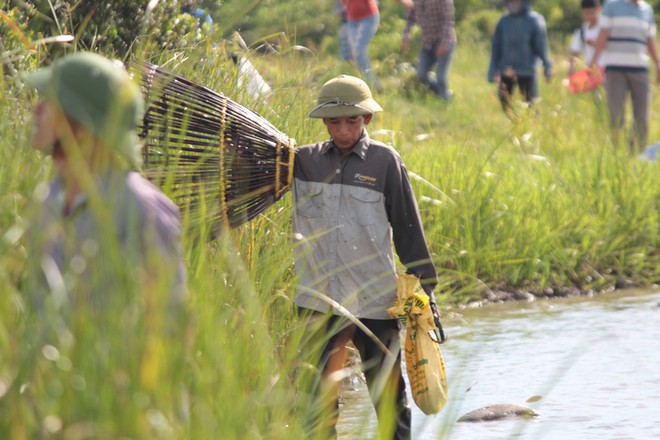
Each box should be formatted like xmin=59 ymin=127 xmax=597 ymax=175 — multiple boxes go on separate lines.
xmin=335 ymin=0 xmax=659 ymax=153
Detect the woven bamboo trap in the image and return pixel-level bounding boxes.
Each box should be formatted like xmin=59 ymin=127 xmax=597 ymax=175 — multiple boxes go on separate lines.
xmin=131 ymin=60 xmax=295 ymax=229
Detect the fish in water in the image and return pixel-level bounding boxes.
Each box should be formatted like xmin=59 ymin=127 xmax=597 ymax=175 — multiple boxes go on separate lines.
xmin=457 ymin=403 xmax=538 ymax=422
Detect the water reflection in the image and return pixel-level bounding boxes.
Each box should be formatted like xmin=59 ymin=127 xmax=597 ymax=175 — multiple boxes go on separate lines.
xmin=338 ymin=289 xmax=660 ymax=439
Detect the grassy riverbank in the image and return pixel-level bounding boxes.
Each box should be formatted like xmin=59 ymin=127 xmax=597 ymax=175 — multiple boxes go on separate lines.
xmin=1 ymin=20 xmax=658 ymax=439
xmin=160 ymin=37 xmax=659 ymax=305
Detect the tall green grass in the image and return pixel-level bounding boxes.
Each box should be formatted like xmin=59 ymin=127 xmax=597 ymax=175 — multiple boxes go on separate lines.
xmin=1 ymin=16 xmax=658 ymax=440
xmin=385 ymin=43 xmax=659 ymax=303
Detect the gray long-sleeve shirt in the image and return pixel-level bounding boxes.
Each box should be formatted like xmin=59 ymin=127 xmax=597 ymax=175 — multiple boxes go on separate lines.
xmin=293 ymin=130 xmax=437 ymax=319
xmin=26 ymin=169 xmax=187 ymax=313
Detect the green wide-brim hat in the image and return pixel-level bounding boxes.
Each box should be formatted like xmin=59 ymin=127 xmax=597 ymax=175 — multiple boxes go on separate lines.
xmin=25 ymin=52 xmax=144 ymax=166
xmin=309 ymin=74 xmax=383 ymax=118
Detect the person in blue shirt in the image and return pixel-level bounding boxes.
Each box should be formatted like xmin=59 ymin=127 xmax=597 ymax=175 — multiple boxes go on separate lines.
xmin=488 ymin=0 xmax=552 ymax=115
xmin=181 ymin=1 xmax=214 ymax=34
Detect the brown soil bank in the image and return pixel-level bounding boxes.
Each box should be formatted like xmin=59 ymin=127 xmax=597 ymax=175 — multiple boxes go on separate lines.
xmin=457 ymin=278 xmax=657 ymax=308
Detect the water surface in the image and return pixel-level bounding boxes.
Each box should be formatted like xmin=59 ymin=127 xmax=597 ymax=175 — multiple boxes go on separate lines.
xmin=338 ymin=288 xmax=660 ymax=439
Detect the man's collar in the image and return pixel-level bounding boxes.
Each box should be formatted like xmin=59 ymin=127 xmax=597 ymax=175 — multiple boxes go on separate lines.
xmin=52 ymin=177 xmax=88 ymax=217
xmin=321 ymin=130 xmax=370 ymax=161
xmin=52 ymin=168 xmax=126 ymax=216
xmin=351 ymin=131 xmax=369 ymax=161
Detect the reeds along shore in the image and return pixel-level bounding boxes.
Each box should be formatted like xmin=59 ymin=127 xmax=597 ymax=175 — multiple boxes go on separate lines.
xmin=0 ymin=31 xmax=658 ymax=439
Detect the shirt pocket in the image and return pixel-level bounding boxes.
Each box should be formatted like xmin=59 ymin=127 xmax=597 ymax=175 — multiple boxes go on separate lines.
xmin=349 ymin=186 xmax=383 ymax=226
xmin=295 ymin=181 xmax=324 ymax=218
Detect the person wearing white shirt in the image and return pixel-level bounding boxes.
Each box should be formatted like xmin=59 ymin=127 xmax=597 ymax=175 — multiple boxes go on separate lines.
xmin=569 ymin=0 xmax=603 ymax=74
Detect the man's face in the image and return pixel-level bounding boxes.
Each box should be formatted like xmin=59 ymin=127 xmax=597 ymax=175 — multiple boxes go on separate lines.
xmin=323 ymin=114 xmax=372 ymax=152
xmin=30 ymin=98 xmax=96 ymax=179
xmin=582 ymin=7 xmax=600 ymax=25
xmin=507 ymin=0 xmax=522 ymax=14
xmin=31 ymin=99 xmax=76 ymax=177
xmin=31 ymin=99 xmax=59 ymax=153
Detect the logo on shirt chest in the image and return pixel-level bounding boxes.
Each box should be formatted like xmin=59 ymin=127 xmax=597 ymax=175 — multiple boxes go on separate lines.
xmin=354 ymin=172 xmax=377 ymax=187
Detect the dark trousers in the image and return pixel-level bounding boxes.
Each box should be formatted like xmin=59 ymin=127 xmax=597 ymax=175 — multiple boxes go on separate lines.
xmin=301 ymin=309 xmax=411 ymax=440
xmin=605 ymin=70 xmax=650 ymax=151
xmin=498 ymin=75 xmax=534 ymax=113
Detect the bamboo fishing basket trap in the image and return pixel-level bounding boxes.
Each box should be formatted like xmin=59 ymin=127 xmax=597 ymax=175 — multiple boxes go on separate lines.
xmin=131 ymin=61 xmax=295 ymax=229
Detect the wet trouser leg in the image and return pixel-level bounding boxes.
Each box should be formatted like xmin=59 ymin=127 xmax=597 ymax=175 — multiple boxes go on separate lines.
xmin=300 ymin=310 xmax=410 ymax=440
xmin=301 ymin=311 xmax=347 ymax=439
xmin=354 ymin=318 xmax=411 ymax=440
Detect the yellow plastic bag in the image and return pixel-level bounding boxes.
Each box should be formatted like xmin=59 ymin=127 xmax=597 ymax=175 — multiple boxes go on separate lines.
xmin=387 ymin=274 xmax=448 ymax=415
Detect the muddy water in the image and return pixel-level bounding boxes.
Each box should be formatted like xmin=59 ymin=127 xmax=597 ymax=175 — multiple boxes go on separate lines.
xmin=337 ymin=288 xmax=660 ymax=439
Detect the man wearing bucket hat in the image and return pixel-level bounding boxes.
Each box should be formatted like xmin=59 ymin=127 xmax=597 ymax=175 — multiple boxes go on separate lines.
xmin=294 ymin=74 xmax=440 ymax=439
xmin=23 ymin=52 xmax=187 ymax=327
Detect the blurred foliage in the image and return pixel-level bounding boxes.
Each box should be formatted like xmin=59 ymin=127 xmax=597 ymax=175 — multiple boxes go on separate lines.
xmin=2 ymin=1 xmax=659 ymax=438
xmin=214 ymin=0 xmax=658 ymax=51
xmin=4 ymin=0 xmax=657 ymax=74
xmin=1 ymin=0 xmax=210 ymax=66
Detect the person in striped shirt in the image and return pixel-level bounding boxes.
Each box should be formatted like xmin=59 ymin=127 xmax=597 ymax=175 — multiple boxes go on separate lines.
xmin=590 ymin=0 xmax=660 ymax=151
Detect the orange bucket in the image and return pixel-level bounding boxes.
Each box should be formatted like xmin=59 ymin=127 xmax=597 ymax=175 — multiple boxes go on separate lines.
xmin=563 ymin=67 xmax=605 ymax=94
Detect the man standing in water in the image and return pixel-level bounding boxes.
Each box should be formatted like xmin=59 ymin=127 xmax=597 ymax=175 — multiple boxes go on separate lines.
xmin=293 ymin=74 xmax=440 ymax=439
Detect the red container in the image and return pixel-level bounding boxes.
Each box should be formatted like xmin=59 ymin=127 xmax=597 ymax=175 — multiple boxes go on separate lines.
xmin=563 ymin=67 xmax=605 ymax=94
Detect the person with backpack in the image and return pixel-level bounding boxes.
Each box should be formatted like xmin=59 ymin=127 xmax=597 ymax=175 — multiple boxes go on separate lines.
xmin=569 ymin=0 xmax=603 ymax=75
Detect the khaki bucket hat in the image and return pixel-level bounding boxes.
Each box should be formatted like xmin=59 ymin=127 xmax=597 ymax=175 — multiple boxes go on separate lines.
xmin=25 ymin=52 xmax=145 ymax=166
xmin=309 ymin=74 xmax=383 ymax=118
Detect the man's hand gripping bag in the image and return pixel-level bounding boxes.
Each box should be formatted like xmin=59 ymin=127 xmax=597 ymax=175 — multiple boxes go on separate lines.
xmin=387 ymin=274 xmax=448 ymax=415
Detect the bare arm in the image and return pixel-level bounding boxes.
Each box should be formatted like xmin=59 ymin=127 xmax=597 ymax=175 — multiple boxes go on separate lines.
xmin=589 ymin=28 xmax=609 ymax=67
xmin=401 ymin=6 xmax=415 ymax=52
xmin=647 ymin=37 xmax=660 ymax=84
xmin=569 ymin=52 xmax=580 ymax=74
xmin=568 ymin=29 xmax=582 ymax=74
xmin=398 ymin=0 xmax=413 ymax=11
